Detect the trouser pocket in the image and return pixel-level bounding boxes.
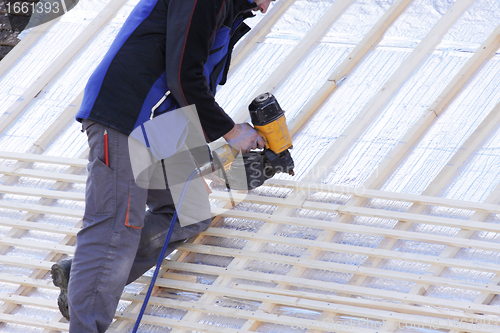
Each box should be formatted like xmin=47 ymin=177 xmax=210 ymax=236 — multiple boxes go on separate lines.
xmin=124 ymin=181 xmax=146 ymax=229
xmin=86 ymin=156 xmax=116 ymax=216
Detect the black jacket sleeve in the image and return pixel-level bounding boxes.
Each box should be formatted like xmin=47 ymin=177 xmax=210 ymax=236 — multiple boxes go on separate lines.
xmin=166 ymin=0 xmax=235 ymax=142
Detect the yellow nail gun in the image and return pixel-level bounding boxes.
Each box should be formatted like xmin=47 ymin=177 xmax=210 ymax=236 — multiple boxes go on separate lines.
xmin=207 ymin=92 xmax=295 ymax=190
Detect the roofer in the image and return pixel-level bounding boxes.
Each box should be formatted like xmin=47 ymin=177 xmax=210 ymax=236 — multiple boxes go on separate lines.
xmin=50 ymin=0 xmax=273 ymax=331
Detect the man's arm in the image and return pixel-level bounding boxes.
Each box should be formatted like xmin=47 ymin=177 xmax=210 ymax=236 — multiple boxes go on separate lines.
xmin=165 ymin=0 xmax=233 ymax=142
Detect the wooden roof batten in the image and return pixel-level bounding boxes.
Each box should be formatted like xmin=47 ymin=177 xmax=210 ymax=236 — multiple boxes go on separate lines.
xmin=0 ymin=0 xmax=500 ymax=332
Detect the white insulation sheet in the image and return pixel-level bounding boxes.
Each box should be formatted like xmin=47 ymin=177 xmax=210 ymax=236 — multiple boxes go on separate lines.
xmin=1 ymin=0 xmax=500 ymax=331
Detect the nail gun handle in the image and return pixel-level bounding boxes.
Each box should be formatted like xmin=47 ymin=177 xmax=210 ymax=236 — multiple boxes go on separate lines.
xmin=254 ymin=114 xmax=292 ymax=154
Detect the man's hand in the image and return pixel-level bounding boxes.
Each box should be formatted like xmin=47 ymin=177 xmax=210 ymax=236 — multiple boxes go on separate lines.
xmin=223 ymin=123 xmax=265 ymax=153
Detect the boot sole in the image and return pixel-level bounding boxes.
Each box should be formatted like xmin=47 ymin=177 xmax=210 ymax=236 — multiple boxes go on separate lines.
xmin=51 ymin=263 xmax=70 ymax=320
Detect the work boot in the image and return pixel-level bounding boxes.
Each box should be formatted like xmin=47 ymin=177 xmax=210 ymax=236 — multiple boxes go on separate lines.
xmin=51 ymin=259 xmax=72 ymax=320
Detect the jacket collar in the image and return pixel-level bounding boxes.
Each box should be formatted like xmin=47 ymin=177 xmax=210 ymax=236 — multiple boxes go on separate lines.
xmin=223 ymin=0 xmax=257 ymax=28
xmin=234 ymin=0 xmax=258 ymax=16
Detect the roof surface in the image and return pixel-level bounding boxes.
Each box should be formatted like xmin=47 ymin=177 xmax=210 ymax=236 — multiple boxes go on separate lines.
xmin=1 ymin=0 xmax=500 ymax=332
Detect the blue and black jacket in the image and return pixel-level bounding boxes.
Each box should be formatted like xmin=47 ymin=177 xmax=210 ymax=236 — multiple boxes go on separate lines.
xmin=76 ymin=0 xmax=257 ymax=142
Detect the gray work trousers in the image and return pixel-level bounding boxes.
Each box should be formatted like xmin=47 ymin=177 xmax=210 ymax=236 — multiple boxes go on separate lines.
xmin=68 ymin=120 xmax=211 ymax=332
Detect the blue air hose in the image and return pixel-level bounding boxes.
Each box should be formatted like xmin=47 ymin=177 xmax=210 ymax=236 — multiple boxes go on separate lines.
xmin=132 ymin=159 xmax=199 ymax=332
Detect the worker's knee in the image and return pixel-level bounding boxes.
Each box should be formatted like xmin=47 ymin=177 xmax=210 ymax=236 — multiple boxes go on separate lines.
xmin=181 ymin=217 xmax=212 ymax=239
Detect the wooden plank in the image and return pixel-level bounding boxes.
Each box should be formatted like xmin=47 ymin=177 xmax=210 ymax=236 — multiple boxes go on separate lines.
xmin=300 ymin=0 xmax=475 ymax=183
xmin=0 ymin=293 xmax=58 ymax=309
xmin=118 ymin=309 xmax=350 ymax=333
xmin=331 ymin=95 xmax=500 ymax=330
xmin=0 ymin=166 xmax=86 ymax=183
xmin=210 ymin=180 xmax=500 ymax=220
xmin=212 ymin=208 xmax=500 ymax=252
xmin=0 ymin=263 xmax=194 ymax=286
xmin=148 ymin=277 xmax=500 ymax=333
xmin=289 ymin=0 xmax=414 ymax=135
xmin=164 ymin=260 xmax=500 ymax=317
xmin=233 ymin=284 xmax=499 ymax=323
xmin=202 ymin=227 xmax=500 ymax=273
xmin=0 ymin=151 xmax=87 ymax=167
xmin=0 ymin=218 xmax=78 ymax=235
xmin=264 ymin=179 xmax=500 ymax=214
xmin=0 ymin=185 xmax=84 ymax=201
xmin=0 ymin=272 xmax=55 ymax=289
xmin=0 ymin=0 xmax=129 ymax=135
xmin=421 ymin=103 xmax=500 ymax=196
xmin=0 ymin=183 xmax=433 ymax=208
xmin=179 ymin=243 xmax=500 ymax=295
xmin=232 ymin=0 xmax=436 ymax=318
xmin=115 ymin=311 xmax=258 ymax=333
xmin=0 ymin=255 xmax=54 ymax=270
xmin=230 ymin=0 xmax=297 ymax=70
xmin=0 ymin=20 xmax=60 ymax=80
xmin=289 ymin=80 xmax=500 ymax=326
xmin=31 ymin=91 xmax=84 ymax=154
xmin=429 ymin=23 xmax=500 ymax=116
xmin=0 ymin=200 xmax=83 ymax=218
xmin=0 ymin=155 xmax=87 ymax=321
xmin=388 ymin=189 xmax=500 ymax=331
xmin=0 ymin=235 xmax=75 ymax=254
xmin=0 ymin=313 xmax=68 ymax=331
xmin=364 ymin=77 xmax=500 ymax=192
xmin=119 ymin=293 xmax=370 ymax=333
xmin=233 ymin=0 xmax=356 ymax=124
xmin=302 ymin=203 xmax=500 ymax=234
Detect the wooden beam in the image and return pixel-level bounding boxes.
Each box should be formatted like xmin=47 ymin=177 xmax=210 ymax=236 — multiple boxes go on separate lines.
xmin=363 ymin=24 xmax=500 ymax=191
xmin=0 ymin=151 xmax=87 ymax=167
xmin=0 ymin=313 xmax=68 ymax=331
xmin=213 ymin=208 xmax=500 ymax=252
xmin=333 ymin=79 xmax=500 ymax=328
xmin=209 ymin=193 xmax=500 ymax=235
xmin=202 ymin=227 xmax=500 ymax=273
xmin=0 ymin=166 xmax=86 ymax=183
xmin=164 ymin=260 xmax=500 ymax=317
xmin=0 ymin=272 xmax=55 ymax=289
xmin=179 ymin=243 xmax=500 ymax=295
xmin=0 ymin=0 xmax=129 ymax=135
xmin=0 ymin=185 xmax=84 ymax=201
xmin=289 ymin=0 xmax=414 ymax=135
xmin=0 ymin=235 xmax=75 ymax=254
xmin=378 ymin=187 xmax=500 ymax=332
xmin=301 ymin=0 xmax=476 ymax=183
xmin=30 ymin=91 xmax=84 ymax=154
xmin=0 ymin=200 xmax=83 ymax=218
xmin=145 ymin=277 xmax=500 ymax=333
xmin=429 ymin=24 xmax=500 ymax=116
xmin=262 ymin=179 xmax=500 ymax=214
xmin=422 ymin=101 xmax=500 ymax=196
xmin=306 ymin=204 xmax=500 ymax=234
xmin=234 ymin=284 xmax=499 ymax=323
xmin=0 ymin=20 xmax=60 ymax=80
xmin=229 ymin=1 xmax=413 ymax=322
xmin=118 ymin=293 xmax=368 ymax=333
xmin=0 ymin=218 xmax=78 ymax=235
xmin=0 ymin=264 xmax=194 ymax=286
xmin=230 ymin=0 xmax=297 ymax=70
xmin=233 ymin=0 xmax=356 ymax=123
